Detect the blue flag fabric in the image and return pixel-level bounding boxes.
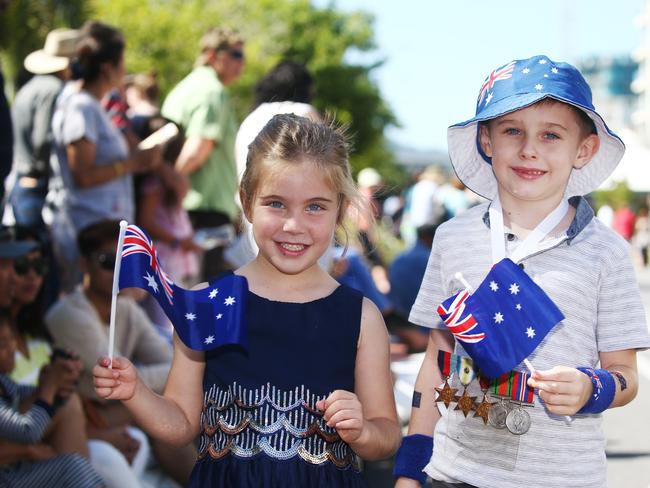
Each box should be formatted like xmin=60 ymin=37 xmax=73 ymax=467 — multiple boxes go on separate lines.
xmin=118 ymin=225 xmax=248 ymax=351
xmin=437 ymin=258 xmax=564 ymax=379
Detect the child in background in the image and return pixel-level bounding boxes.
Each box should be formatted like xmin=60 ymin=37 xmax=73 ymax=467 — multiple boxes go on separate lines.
xmin=0 ymin=309 xmax=103 ymax=487
xmin=94 ymin=113 xmax=400 ymax=487
xmin=395 ymin=55 xmax=650 ymax=488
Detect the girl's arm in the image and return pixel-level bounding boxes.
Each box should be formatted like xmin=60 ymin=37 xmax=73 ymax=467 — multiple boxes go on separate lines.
xmin=93 ymin=334 xmax=205 ymax=446
xmin=319 ymin=298 xmax=400 ymax=460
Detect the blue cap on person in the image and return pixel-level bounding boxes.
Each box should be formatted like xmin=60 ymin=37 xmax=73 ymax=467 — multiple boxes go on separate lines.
xmin=0 ymin=227 xmax=37 ymax=259
xmin=447 ymin=54 xmax=625 ymax=199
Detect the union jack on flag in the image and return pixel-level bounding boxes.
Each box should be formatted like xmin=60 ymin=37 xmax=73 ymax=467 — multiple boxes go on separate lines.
xmin=122 ymin=225 xmax=174 ymax=304
xmin=477 ymin=61 xmax=515 ymax=106
xmin=436 ymin=259 xmax=564 ymax=379
xmin=118 ymin=224 xmax=248 ymax=351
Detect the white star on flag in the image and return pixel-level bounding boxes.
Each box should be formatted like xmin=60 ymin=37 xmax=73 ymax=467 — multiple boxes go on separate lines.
xmin=204 ymin=335 xmax=215 ymax=345
xmin=516 ymin=303 xmax=522 ymax=311
xmin=522 ymin=68 xmax=530 ymax=74
xmin=224 ymin=296 xmax=236 ymax=306
xmin=539 ymin=59 xmax=547 ymax=64
xmin=208 ymin=288 xmax=219 ymax=299
xmin=185 ymin=313 xmax=196 ymax=321
xmin=526 ymin=327 xmax=536 ymax=338
xmin=494 ymin=312 xmax=504 ymax=324
xmin=485 ymin=92 xmax=493 ymax=104
xmin=535 ymin=83 xmax=543 ymax=91
xmin=543 ymin=74 xmax=549 ymax=78
xmin=509 ymin=283 xmax=520 ymax=295
xmin=551 ymin=67 xmax=558 ymax=74
xmin=216 ymin=313 xmax=223 ymax=320
xmin=489 ymin=281 xmax=499 ymax=292
xmin=143 ymin=272 xmax=159 ymax=293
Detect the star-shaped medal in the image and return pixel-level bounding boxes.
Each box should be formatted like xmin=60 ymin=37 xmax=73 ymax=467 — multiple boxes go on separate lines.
xmin=473 ymin=394 xmax=492 ymax=425
xmin=434 ymin=380 xmax=458 ymax=408
xmin=454 ymin=388 xmax=477 ymax=417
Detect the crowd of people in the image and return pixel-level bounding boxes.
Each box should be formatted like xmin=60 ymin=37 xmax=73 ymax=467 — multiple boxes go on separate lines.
xmin=0 ymin=13 xmax=648 ymax=488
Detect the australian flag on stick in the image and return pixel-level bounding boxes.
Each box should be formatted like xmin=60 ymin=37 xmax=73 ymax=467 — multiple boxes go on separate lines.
xmin=437 ymin=259 xmax=564 ymax=379
xmin=118 ymin=224 xmax=248 ymax=351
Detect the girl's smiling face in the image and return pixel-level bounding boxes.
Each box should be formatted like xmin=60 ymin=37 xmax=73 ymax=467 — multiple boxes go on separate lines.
xmin=249 ymin=160 xmax=339 ymax=277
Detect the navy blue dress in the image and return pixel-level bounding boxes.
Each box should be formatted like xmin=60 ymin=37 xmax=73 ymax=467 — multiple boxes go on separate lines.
xmin=189 ymin=283 xmax=368 ymax=487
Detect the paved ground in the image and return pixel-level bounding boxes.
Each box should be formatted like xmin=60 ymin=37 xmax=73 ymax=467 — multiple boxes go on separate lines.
xmin=603 ymin=266 xmax=650 ymax=488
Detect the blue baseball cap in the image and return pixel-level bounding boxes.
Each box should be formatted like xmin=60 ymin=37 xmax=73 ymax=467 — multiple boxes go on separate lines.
xmin=447 ymin=54 xmax=625 ymax=199
xmin=0 ymin=227 xmax=38 ymax=259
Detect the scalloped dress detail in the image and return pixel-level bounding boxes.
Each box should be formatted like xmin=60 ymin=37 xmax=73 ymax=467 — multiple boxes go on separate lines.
xmin=189 ymin=284 xmax=367 ymax=487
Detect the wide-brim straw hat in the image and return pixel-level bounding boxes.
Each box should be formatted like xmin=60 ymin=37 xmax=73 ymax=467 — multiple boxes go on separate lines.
xmin=24 ymin=28 xmax=80 ymax=75
xmin=447 ymin=54 xmax=625 ymax=199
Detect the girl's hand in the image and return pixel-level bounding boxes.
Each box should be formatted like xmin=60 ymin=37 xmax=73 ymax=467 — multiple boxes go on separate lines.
xmin=93 ymin=356 xmax=138 ymax=401
xmin=316 ymin=390 xmax=365 ymax=444
xmin=527 ymin=366 xmax=593 ymax=415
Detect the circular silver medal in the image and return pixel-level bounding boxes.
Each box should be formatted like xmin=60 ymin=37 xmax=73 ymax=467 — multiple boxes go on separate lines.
xmin=505 ymin=407 xmax=531 ymax=435
xmin=487 ymin=401 xmax=509 ymax=429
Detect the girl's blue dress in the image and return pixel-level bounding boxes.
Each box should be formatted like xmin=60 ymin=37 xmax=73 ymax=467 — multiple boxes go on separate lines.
xmin=189 ymin=283 xmax=368 ymax=487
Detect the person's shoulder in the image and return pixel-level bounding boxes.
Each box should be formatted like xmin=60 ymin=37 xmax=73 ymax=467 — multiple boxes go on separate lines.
xmin=436 ymin=202 xmax=488 ymax=236
xmin=578 ymin=215 xmax=632 ymax=257
xmin=45 ymin=289 xmax=88 ymax=324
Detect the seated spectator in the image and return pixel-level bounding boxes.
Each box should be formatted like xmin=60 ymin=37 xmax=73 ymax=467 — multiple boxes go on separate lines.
xmin=45 ymin=219 xmax=195 ymax=485
xmin=0 ymin=309 xmax=104 ymax=487
xmin=387 ymin=224 xmax=438 ymax=352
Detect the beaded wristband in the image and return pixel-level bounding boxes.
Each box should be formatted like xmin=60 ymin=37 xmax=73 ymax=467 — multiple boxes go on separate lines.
xmin=576 ymin=367 xmax=616 ymax=414
xmin=392 ymin=434 xmax=433 ymax=484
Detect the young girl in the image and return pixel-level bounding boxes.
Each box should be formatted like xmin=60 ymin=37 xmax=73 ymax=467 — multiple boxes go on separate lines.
xmin=93 ymin=113 xmax=400 ymax=486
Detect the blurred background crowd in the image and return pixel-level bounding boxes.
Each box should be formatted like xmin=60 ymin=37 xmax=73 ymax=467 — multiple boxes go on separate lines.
xmin=1 ymin=1 xmax=650 ymax=487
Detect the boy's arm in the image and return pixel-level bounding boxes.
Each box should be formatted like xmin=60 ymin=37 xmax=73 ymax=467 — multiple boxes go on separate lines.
xmin=599 ymin=349 xmax=638 ymax=408
xmin=395 ymin=329 xmax=453 ymax=488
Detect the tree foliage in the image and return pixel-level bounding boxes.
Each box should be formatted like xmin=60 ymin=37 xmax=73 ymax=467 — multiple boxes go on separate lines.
xmin=1 ymin=0 xmax=407 ymax=185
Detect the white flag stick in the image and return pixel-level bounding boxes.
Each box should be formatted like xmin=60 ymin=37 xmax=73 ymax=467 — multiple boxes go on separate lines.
xmin=454 ymin=272 xmax=472 ymax=291
xmin=524 ymin=358 xmax=572 ymax=424
xmin=108 ymin=220 xmax=128 ymax=368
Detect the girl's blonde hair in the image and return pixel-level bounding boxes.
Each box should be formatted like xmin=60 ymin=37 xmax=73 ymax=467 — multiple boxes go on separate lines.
xmin=240 ymin=113 xmax=370 ymax=245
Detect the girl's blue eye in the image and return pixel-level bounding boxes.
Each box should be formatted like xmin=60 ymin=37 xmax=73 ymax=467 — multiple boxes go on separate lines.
xmin=505 ymin=128 xmax=520 ymax=135
xmin=267 ymin=201 xmax=284 ymax=209
xmin=307 ymin=203 xmax=324 ymax=212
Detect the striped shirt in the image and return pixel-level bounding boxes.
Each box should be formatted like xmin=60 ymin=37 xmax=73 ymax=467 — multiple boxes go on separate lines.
xmin=410 ymin=197 xmax=650 ymax=488
xmin=0 ymin=374 xmax=52 ymax=443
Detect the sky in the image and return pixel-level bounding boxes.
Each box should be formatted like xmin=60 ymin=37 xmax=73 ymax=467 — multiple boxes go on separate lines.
xmin=319 ymin=0 xmax=646 ymax=151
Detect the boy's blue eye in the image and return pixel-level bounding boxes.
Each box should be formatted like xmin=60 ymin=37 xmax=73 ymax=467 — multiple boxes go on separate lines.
xmin=504 ymin=128 xmax=520 ymax=136
xmin=544 ymin=132 xmax=560 ymax=140
xmin=267 ymin=201 xmax=284 ymax=209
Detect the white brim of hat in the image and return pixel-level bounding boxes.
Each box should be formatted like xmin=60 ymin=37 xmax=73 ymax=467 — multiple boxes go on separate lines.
xmin=447 ymin=93 xmax=625 ymax=199
xmin=24 ymin=50 xmax=70 ymax=75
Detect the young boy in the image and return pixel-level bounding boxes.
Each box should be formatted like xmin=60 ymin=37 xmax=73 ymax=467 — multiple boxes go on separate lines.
xmin=394 ymin=55 xmax=650 ymax=488
xmin=0 ymin=310 xmax=103 ymax=487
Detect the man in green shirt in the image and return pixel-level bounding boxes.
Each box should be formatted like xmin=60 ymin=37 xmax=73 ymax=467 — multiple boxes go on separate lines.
xmin=161 ymin=27 xmax=244 ymax=280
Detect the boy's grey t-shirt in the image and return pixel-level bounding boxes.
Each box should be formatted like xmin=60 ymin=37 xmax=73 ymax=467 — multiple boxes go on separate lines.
xmin=410 ymin=200 xmax=650 ymax=488
xmin=51 ymin=86 xmax=133 ymax=229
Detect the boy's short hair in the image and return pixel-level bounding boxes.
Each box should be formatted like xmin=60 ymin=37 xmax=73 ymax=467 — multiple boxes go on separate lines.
xmin=447 ymin=55 xmax=624 ymax=199
xmin=77 ymin=220 xmax=120 ymax=258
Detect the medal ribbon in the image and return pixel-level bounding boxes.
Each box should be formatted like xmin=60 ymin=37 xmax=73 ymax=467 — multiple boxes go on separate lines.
xmin=438 ymin=351 xmax=534 ymax=404
xmin=489 ymin=193 xmax=569 ymax=265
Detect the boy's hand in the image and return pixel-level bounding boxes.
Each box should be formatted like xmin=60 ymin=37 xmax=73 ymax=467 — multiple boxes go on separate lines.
xmin=527 ymin=366 xmax=593 ymax=415
xmin=93 ymin=356 xmax=138 ymax=401
xmin=316 ymin=390 xmax=365 ymax=444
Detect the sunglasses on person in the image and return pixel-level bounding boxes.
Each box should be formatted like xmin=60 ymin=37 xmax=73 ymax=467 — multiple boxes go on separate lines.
xmin=13 ymin=256 xmax=48 ymax=276
xmin=94 ymin=252 xmax=117 ymax=271
xmin=227 ymin=49 xmax=244 ymax=60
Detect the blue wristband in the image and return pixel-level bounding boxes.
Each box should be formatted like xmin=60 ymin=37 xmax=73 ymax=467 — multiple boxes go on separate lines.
xmin=393 ymin=434 xmax=433 ymax=484
xmin=576 ymin=367 xmax=616 ymax=414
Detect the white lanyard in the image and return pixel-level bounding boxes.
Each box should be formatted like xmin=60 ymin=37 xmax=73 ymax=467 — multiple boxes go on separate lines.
xmin=489 ymin=194 xmax=569 ymax=265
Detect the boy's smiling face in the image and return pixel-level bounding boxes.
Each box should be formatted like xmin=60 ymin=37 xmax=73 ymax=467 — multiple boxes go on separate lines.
xmin=479 ymin=100 xmax=600 ymax=210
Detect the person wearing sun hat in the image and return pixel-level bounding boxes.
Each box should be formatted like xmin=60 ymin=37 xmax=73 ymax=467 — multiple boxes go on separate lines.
xmin=395 ymin=55 xmax=650 ymax=488
xmin=7 ymin=28 xmax=80 ymax=234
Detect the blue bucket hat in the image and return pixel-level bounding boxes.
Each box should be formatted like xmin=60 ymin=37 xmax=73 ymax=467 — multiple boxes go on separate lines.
xmin=447 ymin=54 xmax=625 ymax=199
